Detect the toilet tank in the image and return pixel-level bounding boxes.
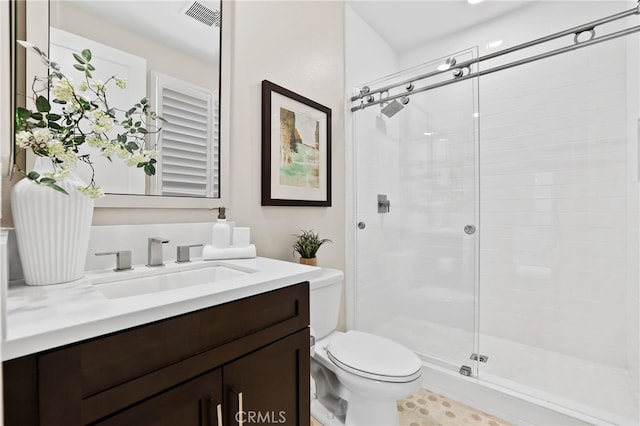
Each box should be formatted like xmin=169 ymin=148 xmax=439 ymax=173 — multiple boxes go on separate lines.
xmin=309 ymin=268 xmax=343 ymax=340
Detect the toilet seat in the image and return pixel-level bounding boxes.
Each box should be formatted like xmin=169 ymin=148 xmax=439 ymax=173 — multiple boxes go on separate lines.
xmin=326 ymin=331 xmax=422 ymax=383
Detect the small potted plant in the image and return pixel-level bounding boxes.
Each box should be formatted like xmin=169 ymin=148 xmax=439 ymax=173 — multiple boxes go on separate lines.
xmin=293 ymin=230 xmax=331 ymax=266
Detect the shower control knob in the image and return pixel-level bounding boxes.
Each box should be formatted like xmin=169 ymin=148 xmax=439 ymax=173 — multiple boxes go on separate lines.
xmin=464 ymin=224 xmax=476 ymax=235
xmin=357 ymin=222 xmax=366 ymax=230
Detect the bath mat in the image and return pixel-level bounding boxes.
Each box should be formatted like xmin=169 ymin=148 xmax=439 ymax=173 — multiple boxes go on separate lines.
xmin=398 ymin=388 xmax=513 ymax=426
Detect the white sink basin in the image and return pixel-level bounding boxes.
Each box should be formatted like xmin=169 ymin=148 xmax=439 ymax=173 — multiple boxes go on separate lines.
xmin=91 ymin=263 xmax=251 ymax=299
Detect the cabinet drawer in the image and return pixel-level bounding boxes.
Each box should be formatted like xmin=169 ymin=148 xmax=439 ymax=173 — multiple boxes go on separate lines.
xmin=76 ymin=283 xmax=309 ymax=397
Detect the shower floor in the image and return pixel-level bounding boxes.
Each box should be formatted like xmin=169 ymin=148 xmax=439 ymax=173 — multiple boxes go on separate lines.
xmin=375 ymin=315 xmax=639 ymax=424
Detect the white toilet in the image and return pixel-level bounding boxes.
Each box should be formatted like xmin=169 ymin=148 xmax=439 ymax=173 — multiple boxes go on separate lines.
xmin=309 ymin=268 xmax=422 ymax=426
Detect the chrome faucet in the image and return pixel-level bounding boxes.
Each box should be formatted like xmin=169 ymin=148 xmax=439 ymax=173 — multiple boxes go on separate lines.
xmin=176 ymin=244 xmax=204 ymax=263
xmin=147 ymin=237 xmax=169 ymax=267
xmin=95 ymin=250 xmax=132 ymax=271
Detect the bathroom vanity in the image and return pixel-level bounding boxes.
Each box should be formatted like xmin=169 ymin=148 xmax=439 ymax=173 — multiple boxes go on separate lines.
xmin=2 ymin=257 xmax=315 ymax=426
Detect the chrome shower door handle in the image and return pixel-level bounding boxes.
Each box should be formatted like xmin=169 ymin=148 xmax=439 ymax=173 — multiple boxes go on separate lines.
xmin=378 ymin=194 xmax=391 ymax=213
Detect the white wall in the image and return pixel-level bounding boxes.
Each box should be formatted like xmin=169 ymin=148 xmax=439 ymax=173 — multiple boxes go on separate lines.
xmin=227 ymin=0 xmax=345 ymax=271
xmin=344 ymin=4 xmax=401 ymax=330
xmin=626 ymin=0 xmax=640 ymax=393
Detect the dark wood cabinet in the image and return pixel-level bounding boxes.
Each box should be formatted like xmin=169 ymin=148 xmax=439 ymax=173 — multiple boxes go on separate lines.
xmin=95 ymin=369 xmax=223 ymax=426
xmin=4 ymin=283 xmax=310 ymax=426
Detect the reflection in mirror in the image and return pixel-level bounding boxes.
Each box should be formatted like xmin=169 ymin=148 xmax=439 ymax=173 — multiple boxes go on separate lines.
xmin=48 ymin=0 xmax=221 ymax=198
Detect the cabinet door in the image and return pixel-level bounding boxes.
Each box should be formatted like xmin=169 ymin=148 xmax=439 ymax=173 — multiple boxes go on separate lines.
xmin=95 ymin=369 xmax=223 ymax=426
xmin=224 ymin=329 xmax=310 ymax=426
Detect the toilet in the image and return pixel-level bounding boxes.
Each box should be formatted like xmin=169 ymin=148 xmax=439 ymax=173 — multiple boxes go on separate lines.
xmin=309 ymin=268 xmax=422 ymax=426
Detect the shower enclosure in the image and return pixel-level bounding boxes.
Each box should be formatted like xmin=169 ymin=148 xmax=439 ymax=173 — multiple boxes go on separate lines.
xmin=348 ymin=2 xmax=639 ymax=424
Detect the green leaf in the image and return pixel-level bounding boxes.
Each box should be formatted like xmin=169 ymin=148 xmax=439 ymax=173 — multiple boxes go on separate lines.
xmin=85 ymin=70 xmax=93 ymax=78
xmin=87 ymin=64 xmax=95 ymax=71
xmin=144 ymin=164 xmax=156 ymax=176
xmin=72 ymin=52 xmax=86 ymax=64
xmin=16 ymin=107 xmax=31 ymax=119
xmin=126 ymin=142 xmax=139 ymax=151
xmin=35 ymin=95 xmax=51 ymax=113
xmin=50 ymin=62 xmax=60 ymax=71
xmin=117 ymin=134 xmax=127 ymax=143
xmin=48 ymin=122 xmax=62 ymax=130
xmin=26 ymin=171 xmax=40 ymax=180
xmin=141 ymin=98 xmax=148 ymax=105
xmin=44 ymin=181 xmax=69 ymax=195
xmin=52 ymin=99 xmax=67 ymax=104
xmin=31 ymin=112 xmax=43 ymax=120
xmin=46 ymin=113 xmax=62 ymax=121
xmin=81 ymin=49 xmax=92 ymax=61
xmin=136 ymin=127 xmax=148 ymax=134
xmin=73 ymin=64 xmax=85 ymax=71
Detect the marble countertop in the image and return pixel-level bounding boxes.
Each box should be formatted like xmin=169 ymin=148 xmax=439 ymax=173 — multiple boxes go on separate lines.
xmin=3 ymin=257 xmax=319 ymax=361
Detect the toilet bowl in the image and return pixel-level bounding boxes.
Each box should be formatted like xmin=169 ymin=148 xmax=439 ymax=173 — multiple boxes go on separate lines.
xmin=309 ymin=269 xmax=422 ymax=426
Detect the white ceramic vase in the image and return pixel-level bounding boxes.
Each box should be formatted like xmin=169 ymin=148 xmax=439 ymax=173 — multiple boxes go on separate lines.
xmin=11 ymin=157 xmax=95 ymax=285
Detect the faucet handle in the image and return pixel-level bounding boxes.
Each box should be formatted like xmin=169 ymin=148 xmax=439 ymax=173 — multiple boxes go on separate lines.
xmin=95 ymin=250 xmax=133 ymax=271
xmin=176 ymin=244 xmax=204 ymax=263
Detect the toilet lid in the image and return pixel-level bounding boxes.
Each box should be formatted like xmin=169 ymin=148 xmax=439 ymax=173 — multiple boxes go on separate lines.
xmin=326 ymin=331 xmax=422 ymax=383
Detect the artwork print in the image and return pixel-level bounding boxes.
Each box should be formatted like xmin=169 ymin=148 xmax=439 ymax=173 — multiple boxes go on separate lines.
xmin=279 ymin=107 xmax=320 ymax=189
xmin=261 ymin=80 xmax=332 ymax=207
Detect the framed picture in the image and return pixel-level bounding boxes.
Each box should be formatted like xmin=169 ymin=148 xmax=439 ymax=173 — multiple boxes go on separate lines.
xmin=261 ymin=80 xmax=332 ymax=206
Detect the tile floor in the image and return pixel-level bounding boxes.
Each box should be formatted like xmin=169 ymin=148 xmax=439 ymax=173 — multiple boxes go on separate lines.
xmin=397 ymin=388 xmax=512 ymax=426
xmin=311 ymin=387 xmax=512 ymax=426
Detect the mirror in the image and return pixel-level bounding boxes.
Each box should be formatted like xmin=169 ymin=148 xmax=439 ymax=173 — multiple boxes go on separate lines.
xmin=13 ymin=0 xmax=229 ymax=208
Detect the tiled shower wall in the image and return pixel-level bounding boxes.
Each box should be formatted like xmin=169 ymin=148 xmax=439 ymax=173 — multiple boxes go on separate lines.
xmin=397 ymin=1 xmax=636 ymax=369
xmin=477 ymin=38 xmax=629 ymax=367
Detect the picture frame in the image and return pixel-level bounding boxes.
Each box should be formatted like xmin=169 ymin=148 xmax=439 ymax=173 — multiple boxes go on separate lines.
xmin=261 ymin=80 xmax=332 ymax=206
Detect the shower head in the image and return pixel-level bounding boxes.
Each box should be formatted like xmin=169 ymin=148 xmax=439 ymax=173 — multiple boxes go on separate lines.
xmin=380 ymin=96 xmax=410 ymax=118
xmin=381 ymin=100 xmax=404 ymax=118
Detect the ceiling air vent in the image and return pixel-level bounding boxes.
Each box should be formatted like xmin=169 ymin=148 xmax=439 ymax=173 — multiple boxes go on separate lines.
xmin=184 ymin=1 xmax=221 ymax=28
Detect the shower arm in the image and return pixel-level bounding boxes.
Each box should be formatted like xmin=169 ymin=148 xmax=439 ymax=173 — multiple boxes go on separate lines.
xmin=351 ymin=3 xmax=640 ymax=112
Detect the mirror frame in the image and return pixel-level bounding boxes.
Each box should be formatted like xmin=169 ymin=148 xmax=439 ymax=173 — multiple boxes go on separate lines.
xmin=0 ymin=1 xmax=12 ymax=181
xmin=4 ymin=0 xmax=231 ymax=209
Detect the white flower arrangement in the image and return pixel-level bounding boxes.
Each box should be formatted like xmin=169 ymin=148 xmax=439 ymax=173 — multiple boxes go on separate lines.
xmin=15 ymin=42 xmax=164 ymax=198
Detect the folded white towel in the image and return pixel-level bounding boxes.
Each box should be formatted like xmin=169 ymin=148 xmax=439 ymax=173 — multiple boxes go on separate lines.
xmin=202 ymin=244 xmax=257 ymax=260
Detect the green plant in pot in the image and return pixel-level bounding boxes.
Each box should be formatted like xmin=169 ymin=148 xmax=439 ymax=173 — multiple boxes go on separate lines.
xmin=293 ymin=230 xmax=331 ymax=266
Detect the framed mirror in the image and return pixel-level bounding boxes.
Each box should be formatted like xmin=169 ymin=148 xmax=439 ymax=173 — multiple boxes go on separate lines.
xmin=9 ymin=0 xmax=230 ymax=209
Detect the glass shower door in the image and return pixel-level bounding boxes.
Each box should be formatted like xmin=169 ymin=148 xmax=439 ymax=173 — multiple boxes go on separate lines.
xmin=352 ymin=50 xmax=480 ymax=374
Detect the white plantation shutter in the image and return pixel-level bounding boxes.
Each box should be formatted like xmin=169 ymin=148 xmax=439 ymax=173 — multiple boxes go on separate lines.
xmin=150 ymin=72 xmax=219 ymax=197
